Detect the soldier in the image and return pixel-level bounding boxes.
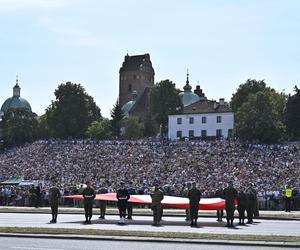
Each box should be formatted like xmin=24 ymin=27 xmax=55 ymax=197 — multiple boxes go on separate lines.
xmin=237 ymin=189 xmax=247 ymax=225
xmin=188 ymin=182 xmax=201 ymax=227
xmin=82 ymin=181 xmax=96 ymax=224
xmin=150 ymin=182 xmax=164 ymax=226
xmin=116 ymin=181 xmax=130 ymax=225
xmin=246 ymin=188 xmax=256 ymax=224
xmin=215 ymin=188 xmax=224 ymax=222
xmin=184 ymin=182 xmax=192 ymax=221
xmin=98 ymin=184 xmax=108 ymax=219
xmin=126 ymin=182 xmax=136 ymax=220
xmin=48 ymin=183 xmax=61 ymax=223
xmin=223 ymin=181 xmax=237 ymax=228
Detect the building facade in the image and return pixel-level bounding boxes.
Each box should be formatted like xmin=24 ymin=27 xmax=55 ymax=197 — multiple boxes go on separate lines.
xmin=168 ymin=98 xmax=234 ymax=140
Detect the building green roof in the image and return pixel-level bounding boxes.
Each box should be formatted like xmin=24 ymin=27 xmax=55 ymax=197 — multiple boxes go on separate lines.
xmin=179 ymin=73 xmax=201 ymax=107
xmin=1 ymin=82 xmax=32 ymax=113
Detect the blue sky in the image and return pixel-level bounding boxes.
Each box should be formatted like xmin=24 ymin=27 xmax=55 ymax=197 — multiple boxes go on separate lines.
xmin=0 ymin=0 xmax=299 ymax=118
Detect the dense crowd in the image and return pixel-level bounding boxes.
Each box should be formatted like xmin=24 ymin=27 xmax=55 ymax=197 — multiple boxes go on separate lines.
xmin=0 ymin=139 xmax=299 ymax=209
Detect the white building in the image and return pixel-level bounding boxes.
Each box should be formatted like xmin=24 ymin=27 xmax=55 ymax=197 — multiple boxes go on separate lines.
xmin=168 ymin=98 xmax=234 ymax=140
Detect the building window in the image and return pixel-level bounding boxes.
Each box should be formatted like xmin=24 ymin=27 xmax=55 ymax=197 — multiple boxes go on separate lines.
xmin=177 ymin=131 xmax=182 ymax=138
xmin=202 ymin=117 xmax=207 ymax=124
xmin=217 ymin=116 xmax=222 ymax=123
xmin=189 ymin=130 xmax=194 ymax=137
xmin=201 ymin=130 xmax=207 ymax=137
xmin=189 ymin=117 xmax=194 ymax=124
xmin=133 ymin=74 xmax=137 ymax=79
xmin=216 ymin=129 xmax=222 ymax=138
xmin=177 ymin=117 xmax=182 ymax=124
xmin=128 ymin=84 xmax=132 ymax=92
xmin=137 ymin=75 xmax=140 ymax=79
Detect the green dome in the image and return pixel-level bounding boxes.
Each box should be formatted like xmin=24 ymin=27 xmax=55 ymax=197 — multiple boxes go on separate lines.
xmin=179 ymin=73 xmax=201 ymax=107
xmin=122 ymin=100 xmax=136 ymax=116
xmin=1 ymin=82 xmax=32 ymax=113
xmin=1 ymin=96 xmax=32 ymax=113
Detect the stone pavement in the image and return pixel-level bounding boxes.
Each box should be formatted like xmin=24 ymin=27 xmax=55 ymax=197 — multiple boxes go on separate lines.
xmin=0 ymin=212 xmax=299 ymax=237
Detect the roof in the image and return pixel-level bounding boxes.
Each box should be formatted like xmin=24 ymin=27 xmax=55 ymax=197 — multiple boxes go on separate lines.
xmin=179 ymin=91 xmax=201 ymax=107
xmin=1 ymin=96 xmax=32 ymax=113
xmin=178 ymin=99 xmax=232 ymax=115
xmin=122 ymin=100 xmax=137 ymax=116
xmin=120 ymin=54 xmax=151 ymax=72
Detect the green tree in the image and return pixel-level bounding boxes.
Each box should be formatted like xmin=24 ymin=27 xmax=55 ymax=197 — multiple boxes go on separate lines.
xmin=150 ymin=80 xmax=182 ymax=135
xmin=285 ymin=86 xmax=300 ymax=140
xmin=0 ymin=108 xmax=38 ymax=146
xmin=110 ymin=99 xmax=124 ymax=138
xmin=45 ymin=82 xmax=101 ymax=138
xmin=86 ymin=119 xmax=112 ymax=140
xmin=122 ymin=117 xmax=144 ymax=139
xmin=235 ymin=91 xmax=284 ymax=143
xmin=143 ymin=112 xmax=158 ymax=137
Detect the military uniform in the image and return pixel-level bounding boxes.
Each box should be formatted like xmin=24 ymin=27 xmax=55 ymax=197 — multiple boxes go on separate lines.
xmin=82 ymin=186 xmax=96 ymax=224
xmin=184 ymin=183 xmax=192 ymax=221
xmin=223 ymin=184 xmax=237 ymax=227
xmin=116 ymin=186 xmax=130 ymax=224
xmin=188 ymin=185 xmax=201 ymax=227
xmin=150 ymin=187 xmax=164 ymax=226
xmin=246 ymin=190 xmax=255 ymax=224
xmin=215 ymin=189 xmax=224 ymax=221
xmin=126 ymin=186 xmax=136 ymax=219
xmin=49 ymin=186 xmax=61 ymax=223
xmin=98 ymin=187 xmax=108 ymax=219
xmin=237 ymin=190 xmax=247 ymax=225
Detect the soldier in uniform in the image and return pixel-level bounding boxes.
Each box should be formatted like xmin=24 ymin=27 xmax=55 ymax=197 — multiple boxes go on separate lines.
xmin=126 ymin=182 xmax=136 ymax=220
xmin=246 ymin=188 xmax=255 ymax=224
xmin=116 ymin=181 xmax=130 ymax=224
xmin=188 ymin=182 xmax=201 ymax=227
xmin=184 ymin=182 xmax=192 ymax=221
xmin=223 ymin=181 xmax=237 ymax=228
xmin=48 ymin=183 xmax=61 ymax=223
xmin=237 ymin=189 xmax=247 ymax=225
xmin=215 ymin=188 xmax=224 ymax=222
xmin=98 ymin=184 xmax=108 ymax=219
xmin=150 ymin=182 xmax=164 ymax=226
xmin=82 ymin=181 xmax=96 ymax=224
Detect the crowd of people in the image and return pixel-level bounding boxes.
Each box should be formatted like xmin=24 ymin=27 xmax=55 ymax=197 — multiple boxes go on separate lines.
xmin=0 ymin=139 xmax=299 ymax=210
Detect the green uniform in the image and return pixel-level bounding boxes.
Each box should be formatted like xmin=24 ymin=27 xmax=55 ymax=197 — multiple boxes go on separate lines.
xmin=49 ymin=187 xmax=61 ymax=223
xmin=223 ymin=186 xmax=237 ymax=227
xmin=151 ymin=188 xmax=164 ymax=225
xmin=188 ymin=187 xmax=201 ymax=226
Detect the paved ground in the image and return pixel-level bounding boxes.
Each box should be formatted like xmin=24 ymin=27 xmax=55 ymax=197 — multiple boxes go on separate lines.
xmin=0 ymin=213 xmax=299 ymax=237
xmin=1 ymin=237 xmax=298 ymax=250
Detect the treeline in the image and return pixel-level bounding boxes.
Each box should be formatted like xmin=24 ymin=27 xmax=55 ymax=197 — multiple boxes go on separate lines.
xmin=0 ymin=79 xmax=299 ymax=148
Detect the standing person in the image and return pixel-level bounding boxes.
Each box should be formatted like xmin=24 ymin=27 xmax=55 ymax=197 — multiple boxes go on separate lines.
xmin=150 ymin=182 xmax=164 ymax=226
xmin=98 ymin=184 xmax=108 ymax=219
xmin=116 ymin=181 xmax=130 ymax=225
xmin=184 ymin=182 xmax=192 ymax=221
xmin=215 ymin=188 xmax=224 ymax=222
xmin=29 ymin=185 xmax=36 ymax=207
xmin=82 ymin=181 xmax=96 ymax=224
xmin=237 ymin=189 xmax=247 ymax=225
xmin=284 ymin=185 xmax=293 ymax=212
xmin=188 ymin=182 xmax=201 ymax=227
xmin=35 ymin=184 xmax=42 ymax=208
xmin=126 ymin=183 xmax=136 ymax=220
xmin=48 ymin=183 xmax=61 ymax=223
xmin=223 ymin=181 xmax=237 ymax=228
xmin=246 ymin=188 xmax=255 ymax=224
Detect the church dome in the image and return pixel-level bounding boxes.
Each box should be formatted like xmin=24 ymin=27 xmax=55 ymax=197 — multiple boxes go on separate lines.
xmin=121 ymin=91 xmax=138 ymax=116
xmin=179 ymin=72 xmax=201 ymax=107
xmin=1 ymin=80 xmax=32 ymax=113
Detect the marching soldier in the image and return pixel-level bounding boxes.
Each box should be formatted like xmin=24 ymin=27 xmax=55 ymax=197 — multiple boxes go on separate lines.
xmin=126 ymin=182 xmax=136 ymax=220
xmin=188 ymin=182 xmax=201 ymax=227
xmin=82 ymin=181 xmax=96 ymax=224
xmin=184 ymin=182 xmax=192 ymax=221
xmin=246 ymin=188 xmax=256 ymax=224
xmin=49 ymin=183 xmax=61 ymax=223
xmin=215 ymin=188 xmax=224 ymax=222
xmin=116 ymin=181 xmax=130 ymax=225
xmin=150 ymin=182 xmax=164 ymax=226
xmin=98 ymin=184 xmax=108 ymax=219
xmin=223 ymin=181 xmax=237 ymax=228
xmin=237 ymin=189 xmax=247 ymax=225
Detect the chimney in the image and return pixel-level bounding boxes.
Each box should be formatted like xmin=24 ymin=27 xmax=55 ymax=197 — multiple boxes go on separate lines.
xmin=194 ymin=85 xmax=205 ymax=98
xmin=219 ymin=98 xmax=225 ymax=105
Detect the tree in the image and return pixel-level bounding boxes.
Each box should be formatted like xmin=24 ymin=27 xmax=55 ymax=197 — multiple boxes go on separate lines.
xmin=231 ymin=79 xmax=266 ymax=113
xmin=45 ymin=82 xmax=101 ymax=138
xmin=86 ymin=119 xmax=112 ymax=140
xmin=122 ymin=117 xmax=144 ymax=139
xmin=285 ymin=86 xmax=300 ymax=140
xmin=0 ymin=108 xmax=38 ymax=146
xmin=143 ymin=112 xmax=158 ymax=137
xmin=150 ymin=80 xmax=182 ymax=135
xmin=235 ymin=91 xmax=284 ymax=143
xmin=110 ymin=99 xmax=124 ymax=138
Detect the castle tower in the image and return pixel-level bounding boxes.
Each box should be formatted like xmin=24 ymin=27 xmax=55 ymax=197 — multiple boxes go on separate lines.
xmin=119 ymin=53 xmax=155 ymax=107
